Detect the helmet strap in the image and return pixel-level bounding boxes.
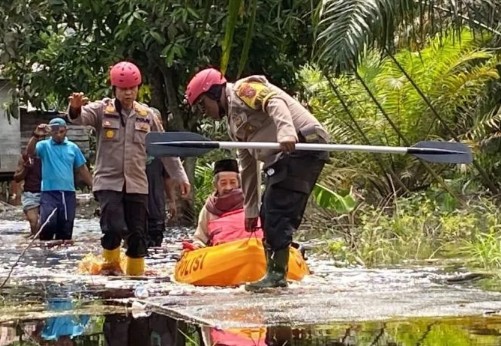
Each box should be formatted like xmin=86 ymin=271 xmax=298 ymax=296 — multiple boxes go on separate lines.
xmin=217 ymin=100 xmax=226 ymax=118
xmin=114 ymin=99 xmax=126 ymax=126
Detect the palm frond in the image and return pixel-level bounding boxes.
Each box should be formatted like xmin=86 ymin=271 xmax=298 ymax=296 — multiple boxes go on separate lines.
xmin=236 ymin=0 xmax=258 ymax=78
xmin=466 ymin=103 xmax=501 ymax=143
xmin=220 ymin=0 xmax=242 ymax=74
xmin=313 ymin=0 xmax=500 ymax=73
xmin=302 ymin=24 xmax=500 ymax=198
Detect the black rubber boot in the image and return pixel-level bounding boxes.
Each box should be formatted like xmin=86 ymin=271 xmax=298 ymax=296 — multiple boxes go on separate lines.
xmin=264 ymin=246 xmax=270 ymax=265
xmin=245 ymin=247 xmax=289 ymax=292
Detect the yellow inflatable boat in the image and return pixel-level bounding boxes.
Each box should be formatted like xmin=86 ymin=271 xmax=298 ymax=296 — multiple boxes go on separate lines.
xmin=174 ymin=237 xmax=309 ymax=286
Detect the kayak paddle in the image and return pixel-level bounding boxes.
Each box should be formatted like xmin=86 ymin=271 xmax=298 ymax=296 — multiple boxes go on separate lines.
xmin=146 ymin=132 xmax=473 ymax=164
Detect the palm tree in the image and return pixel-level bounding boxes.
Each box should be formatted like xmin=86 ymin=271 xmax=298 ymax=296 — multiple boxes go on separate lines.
xmin=314 ymin=0 xmax=500 ymax=72
xmin=313 ymin=0 xmax=501 ymax=193
xmin=303 ymin=29 xmax=499 ymax=201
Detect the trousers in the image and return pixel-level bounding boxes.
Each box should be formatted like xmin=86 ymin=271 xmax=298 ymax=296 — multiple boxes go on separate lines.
xmin=260 ymin=153 xmax=325 ymax=251
xmin=94 ymin=190 xmax=148 ymax=258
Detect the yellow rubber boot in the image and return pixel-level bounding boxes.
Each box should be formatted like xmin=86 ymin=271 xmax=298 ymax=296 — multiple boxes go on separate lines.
xmin=101 ymin=248 xmax=123 ymax=275
xmin=126 ymin=257 xmax=145 ymax=276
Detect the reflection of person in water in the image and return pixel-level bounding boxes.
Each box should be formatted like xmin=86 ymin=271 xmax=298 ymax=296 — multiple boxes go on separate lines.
xmin=104 ymin=313 xmax=188 ymax=346
xmin=201 ymin=325 xmax=293 ymax=346
xmin=265 ymin=326 xmax=293 ymax=346
xmin=30 ymin=297 xmax=90 ymax=345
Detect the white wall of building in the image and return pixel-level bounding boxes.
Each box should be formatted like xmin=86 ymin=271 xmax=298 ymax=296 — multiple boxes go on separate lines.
xmin=0 ymin=79 xmax=20 ymax=174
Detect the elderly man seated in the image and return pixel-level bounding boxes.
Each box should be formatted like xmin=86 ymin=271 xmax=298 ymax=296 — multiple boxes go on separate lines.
xmin=192 ymin=159 xmax=263 ymax=248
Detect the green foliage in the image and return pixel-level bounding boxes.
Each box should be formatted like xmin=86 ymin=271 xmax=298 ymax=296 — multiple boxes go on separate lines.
xmin=313 ymin=0 xmax=500 ymax=73
xmin=388 ymin=319 xmax=478 ymax=346
xmin=292 ymin=318 xmax=501 ymax=345
xmin=319 ymin=191 xmax=501 ymax=268
xmin=457 ymin=199 xmax=501 ymax=269
xmin=312 ymin=183 xmax=357 ymax=214
xmin=300 ymin=29 xmax=500 ymax=199
xmin=193 ymin=162 xmax=214 ymax=214
xmin=0 ymin=0 xmax=319 ymax=222
xmin=0 ymin=0 xmax=317 ymax=117
xmin=178 ymin=324 xmax=202 ymax=345
xmin=461 ymin=230 xmax=501 ymax=269
xmin=221 ymin=0 xmax=242 ymax=74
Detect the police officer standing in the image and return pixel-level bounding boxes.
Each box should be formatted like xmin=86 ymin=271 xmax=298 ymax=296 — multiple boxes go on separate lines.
xmin=185 ymin=68 xmax=329 ymax=291
xmin=68 ymin=61 xmax=190 ymax=276
xmin=146 ymin=108 xmax=178 ymax=248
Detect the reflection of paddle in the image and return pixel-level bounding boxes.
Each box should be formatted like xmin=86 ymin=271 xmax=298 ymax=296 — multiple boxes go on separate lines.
xmin=146 ymin=132 xmax=473 ymax=164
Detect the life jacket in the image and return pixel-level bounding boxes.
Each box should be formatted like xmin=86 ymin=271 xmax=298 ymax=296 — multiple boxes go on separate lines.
xmin=207 ymin=208 xmax=263 ymax=246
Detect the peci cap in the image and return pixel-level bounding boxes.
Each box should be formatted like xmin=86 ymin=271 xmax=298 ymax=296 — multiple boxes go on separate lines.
xmin=213 ymin=159 xmax=239 ymax=175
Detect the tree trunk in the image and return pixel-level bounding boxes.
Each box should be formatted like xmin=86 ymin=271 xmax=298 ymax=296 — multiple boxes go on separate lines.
xmin=149 ymin=66 xmax=169 ymax=128
xmin=162 ymin=67 xmax=184 ymax=131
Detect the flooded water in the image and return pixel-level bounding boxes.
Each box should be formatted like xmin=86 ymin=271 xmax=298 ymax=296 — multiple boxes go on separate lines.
xmin=2 ymin=195 xmax=501 ymax=345
xmin=2 ymin=312 xmax=501 ymax=345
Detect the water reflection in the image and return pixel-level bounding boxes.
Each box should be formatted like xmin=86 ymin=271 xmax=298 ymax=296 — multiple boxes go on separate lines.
xmin=200 ymin=325 xmax=288 ymax=345
xmin=3 ymin=210 xmax=501 ymax=345
xmin=40 ymin=298 xmax=89 ymax=343
xmin=104 ymin=313 xmax=187 ymax=346
xmin=2 ymin=313 xmax=501 ymax=345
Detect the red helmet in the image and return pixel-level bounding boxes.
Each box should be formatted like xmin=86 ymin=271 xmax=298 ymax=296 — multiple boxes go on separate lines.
xmin=185 ymin=68 xmax=227 ymax=105
xmin=109 ymin=61 xmax=142 ymax=88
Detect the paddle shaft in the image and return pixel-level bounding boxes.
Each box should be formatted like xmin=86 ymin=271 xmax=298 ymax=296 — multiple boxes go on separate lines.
xmin=153 ymin=141 xmax=465 ymax=156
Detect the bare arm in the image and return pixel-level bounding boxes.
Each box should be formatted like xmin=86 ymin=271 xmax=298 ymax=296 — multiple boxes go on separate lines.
xmin=76 ymin=165 xmax=93 ymax=188
xmin=13 ymin=157 xmax=26 ymax=183
xmin=164 ymin=177 xmax=176 ymax=201
xmin=164 ymin=176 xmax=177 ymax=218
xmin=162 ymin=160 xmax=190 ymax=198
xmin=26 ymin=127 xmax=47 ymax=159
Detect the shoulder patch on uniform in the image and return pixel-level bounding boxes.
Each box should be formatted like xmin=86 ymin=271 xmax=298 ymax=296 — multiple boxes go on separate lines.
xmin=134 ymin=103 xmax=149 ymax=117
xmin=103 ymin=99 xmax=117 ymax=114
xmin=236 ymin=82 xmax=276 ymax=111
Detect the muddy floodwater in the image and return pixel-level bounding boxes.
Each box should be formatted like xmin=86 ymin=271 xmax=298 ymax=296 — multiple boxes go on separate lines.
xmin=2 ymin=196 xmax=501 ymax=345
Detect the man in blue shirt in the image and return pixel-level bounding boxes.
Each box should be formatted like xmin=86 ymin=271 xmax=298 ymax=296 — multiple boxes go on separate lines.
xmin=26 ymin=117 xmax=93 ymax=240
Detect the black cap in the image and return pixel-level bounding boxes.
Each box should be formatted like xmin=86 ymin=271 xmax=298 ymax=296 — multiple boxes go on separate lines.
xmin=213 ymin=159 xmax=239 ymax=175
